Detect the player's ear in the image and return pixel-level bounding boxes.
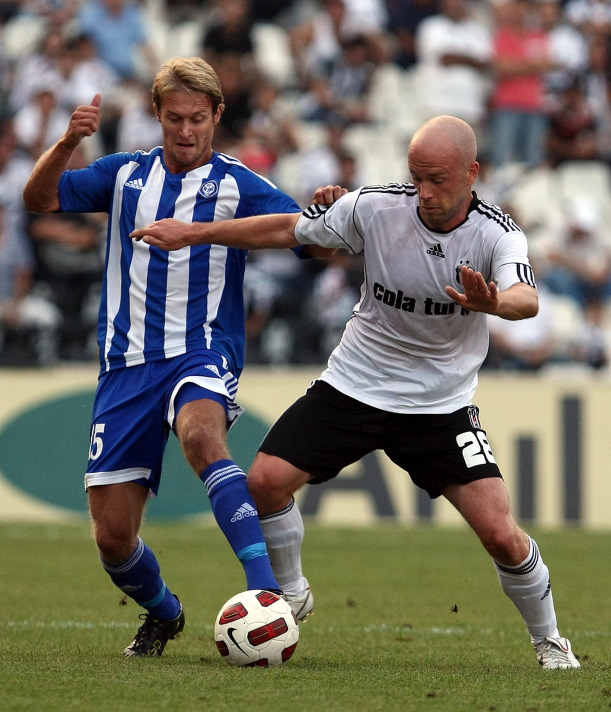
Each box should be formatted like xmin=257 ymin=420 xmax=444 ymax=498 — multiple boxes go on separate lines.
xmin=153 ymin=103 xmax=161 ymax=122
xmin=467 ymin=161 xmax=479 ymax=186
xmin=214 ymin=104 xmax=225 ymax=124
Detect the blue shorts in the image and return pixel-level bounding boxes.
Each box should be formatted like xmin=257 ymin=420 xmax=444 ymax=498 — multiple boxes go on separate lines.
xmin=84 ymin=350 xmax=243 ymax=494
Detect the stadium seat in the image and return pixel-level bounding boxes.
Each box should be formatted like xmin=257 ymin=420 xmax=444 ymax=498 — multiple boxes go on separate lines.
xmin=508 ymin=164 xmax=562 ymax=227
xmin=251 ymin=23 xmax=296 ymax=88
xmin=164 ymin=20 xmax=205 ymax=61
xmin=556 ymin=160 xmax=611 ymax=223
xmin=547 ymin=293 xmax=584 ymax=360
xmin=1 ymin=14 xmax=46 ymax=60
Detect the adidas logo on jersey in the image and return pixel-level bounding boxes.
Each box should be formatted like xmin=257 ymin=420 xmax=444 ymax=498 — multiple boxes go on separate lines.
xmin=426 ymin=243 xmax=445 ymax=258
xmin=125 ymin=178 xmax=144 ymax=190
xmin=231 ymin=502 xmax=258 ymax=522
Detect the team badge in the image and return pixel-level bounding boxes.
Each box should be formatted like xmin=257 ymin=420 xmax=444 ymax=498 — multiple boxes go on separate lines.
xmin=467 ymin=405 xmax=481 ymax=429
xmin=455 ymin=259 xmax=474 ymax=284
xmin=199 ymin=180 xmax=219 ymax=199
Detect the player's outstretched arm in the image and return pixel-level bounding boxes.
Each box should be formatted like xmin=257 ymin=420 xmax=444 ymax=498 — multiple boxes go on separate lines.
xmin=23 ymin=94 xmax=102 ymax=214
xmin=131 ymin=213 xmax=302 ymax=251
xmin=446 ymin=266 xmax=538 ymax=320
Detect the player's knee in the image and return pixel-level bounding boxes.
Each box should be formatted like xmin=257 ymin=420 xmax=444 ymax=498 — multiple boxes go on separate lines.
xmin=94 ymin=525 xmax=138 ymax=564
xmin=248 ymin=454 xmax=293 ymax=511
xmin=481 ymin=525 xmax=529 ymax=565
xmin=181 ymin=423 xmax=228 ymax=472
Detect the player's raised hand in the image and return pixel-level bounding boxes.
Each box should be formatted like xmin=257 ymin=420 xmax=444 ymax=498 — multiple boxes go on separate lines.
xmin=63 ymin=93 xmax=102 ymax=148
xmin=445 ymin=265 xmax=499 ymax=314
xmin=312 ymin=184 xmax=347 ymax=206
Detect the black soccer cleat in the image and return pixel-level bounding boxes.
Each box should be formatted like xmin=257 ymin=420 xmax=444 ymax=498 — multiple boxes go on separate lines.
xmin=123 ymin=603 xmax=185 ymax=658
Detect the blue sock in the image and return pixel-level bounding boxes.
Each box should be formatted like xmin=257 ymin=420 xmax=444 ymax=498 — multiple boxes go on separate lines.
xmin=101 ymin=538 xmax=181 ymax=620
xmin=201 ymin=459 xmax=280 ymax=592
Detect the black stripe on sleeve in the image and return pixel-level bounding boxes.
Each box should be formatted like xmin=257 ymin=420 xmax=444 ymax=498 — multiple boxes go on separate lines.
xmin=302 ymin=204 xmax=330 ymax=220
xmin=516 ymin=263 xmax=536 ymax=287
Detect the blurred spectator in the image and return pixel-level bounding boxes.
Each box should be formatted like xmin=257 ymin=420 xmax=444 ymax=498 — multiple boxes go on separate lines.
xmin=488 ymin=0 xmax=556 ymax=169
xmin=298 ymin=34 xmax=377 ymax=125
xmin=485 ymin=281 xmax=558 ymax=371
xmin=59 ymin=34 xmax=120 ymax=110
xmin=0 ymin=201 xmax=61 ymax=365
xmin=414 ymin=0 xmax=492 ymax=133
xmin=340 ymin=0 xmax=390 ymax=63
xmin=546 ymin=74 xmax=599 ymax=166
xmin=10 ymin=29 xmax=66 ymax=113
xmin=243 ymin=248 xmax=317 ymax=364
xmin=57 ymin=32 xmax=121 ymax=158
xmin=0 ymin=119 xmax=34 ymax=280
xmin=289 ymin=0 xmax=388 ymax=89
xmin=75 ymin=0 xmax=158 ymax=82
xmin=212 ymin=53 xmax=253 ymax=143
xmin=538 ymin=195 xmax=611 ymax=308
xmin=303 ymin=249 xmax=364 ymax=359
xmin=116 ymin=80 xmax=162 ymax=153
xmin=13 ymin=80 xmax=71 ymax=160
xmin=567 ymin=296 xmax=609 ymax=369
xmin=0 ymin=120 xmax=60 ymax=364
xmin=290 ymin=0 xmax=352 ymax=87
xmin=539 ymin=0 xmax=589 ymax=96
xmin=239 ymin=80 xmax=300 ymax=176
xmin=385 ymin=0 xmax=439 ymax=69
xmin=584 ymin=32 xmax=611 ymax=125
xmin=19 ymin=0 xmax=79 ymax=27
xmin=0 ymin=0 xmax=20 ymax=25
xmin=201 ymin=0 xmax=256 ymax=75
xmin=594 ymin=38 xmax=611 ymax=161
xmin=251 ymin=0 xmax=301 ymax=24
xmin=564 ymin=0 xmax=611 ymax=39
xmin=282 ymin=120 xmax=364 ymax=205
xmin=336 ymin=146 xmax=361 ymax=191
xmin=28 ymin=212 xmax=104 ymax=360
xmin=0 ymin=18 xmax=13 ymax=118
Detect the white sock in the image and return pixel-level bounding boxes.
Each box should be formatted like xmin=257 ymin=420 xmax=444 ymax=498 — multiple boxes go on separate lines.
xmin=494 ymin=537 xmax=560 ymax=643
xmin=260 ymin=498 xmax=307 ymax=597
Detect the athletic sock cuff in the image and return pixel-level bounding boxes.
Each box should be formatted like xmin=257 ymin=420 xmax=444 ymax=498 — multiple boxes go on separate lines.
xmin=200 ymin=459 xmax=246 ymax=497
xmin=259 ymin=497 xmax=295 ymax=524
xmin=494 ymin=538 xmax=542 ymax=580
xmin=101 ymin=537 xmax=144 ymax=574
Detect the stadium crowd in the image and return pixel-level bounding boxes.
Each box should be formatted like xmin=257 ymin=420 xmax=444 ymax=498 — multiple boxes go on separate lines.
xmin=1 ymin=0 xmax=611 ymax=370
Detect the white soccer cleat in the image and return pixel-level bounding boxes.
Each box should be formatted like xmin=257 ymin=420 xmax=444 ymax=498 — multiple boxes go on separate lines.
xmin=534 ymin=636 xmax=581 ymax=669
xmin=284 ymin=580 xmax=314 ymax=622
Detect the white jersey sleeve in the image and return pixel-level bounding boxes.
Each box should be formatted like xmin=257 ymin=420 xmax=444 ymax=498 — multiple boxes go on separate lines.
xmin=295 ymin=190 xmax=366 ymax=253
xmin=490 ymin=229 xmax=536 ymax=292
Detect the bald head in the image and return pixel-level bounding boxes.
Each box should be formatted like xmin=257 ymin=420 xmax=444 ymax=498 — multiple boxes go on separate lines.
xmin=409 ymin=115 xmax=477 ymax=168
xmin=407 ymin=116 xmax=479 ymax=231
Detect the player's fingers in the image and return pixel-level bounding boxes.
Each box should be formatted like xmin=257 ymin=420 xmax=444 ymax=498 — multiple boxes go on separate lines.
xmin=329 ymin=184 xmax=345 ymax=201
xmin=130 ymin=227 xmax=153 ymax=241
xmin=313 ymin=184 xmax=345 ymax=205
xmin=91 ymin=93 xmax=102 ymax=108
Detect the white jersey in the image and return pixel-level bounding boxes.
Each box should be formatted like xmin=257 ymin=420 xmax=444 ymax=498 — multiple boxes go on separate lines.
xmin=295 ymin=185 xmax=535 ymax=414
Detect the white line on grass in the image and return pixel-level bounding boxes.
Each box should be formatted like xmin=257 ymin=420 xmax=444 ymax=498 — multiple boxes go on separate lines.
xmin=3 ymin=620 xmax=609 ymax=638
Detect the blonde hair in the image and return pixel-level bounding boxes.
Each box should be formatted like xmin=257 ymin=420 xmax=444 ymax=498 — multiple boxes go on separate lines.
xmin=152 ymin=56 xmax=224 ymax=113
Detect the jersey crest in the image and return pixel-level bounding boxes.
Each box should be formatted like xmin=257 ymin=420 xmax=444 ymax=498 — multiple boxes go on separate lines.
xmin=199 ymin=180 xmax=219 ymax=199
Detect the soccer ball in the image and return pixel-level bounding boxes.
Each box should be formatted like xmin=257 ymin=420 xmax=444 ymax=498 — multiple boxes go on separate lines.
xmin=214 ymin=589 xmax=299 ymax=667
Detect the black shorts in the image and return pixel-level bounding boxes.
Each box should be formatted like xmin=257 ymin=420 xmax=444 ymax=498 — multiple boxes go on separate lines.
xmin=259 ymin=380 xmax=502 ymax=499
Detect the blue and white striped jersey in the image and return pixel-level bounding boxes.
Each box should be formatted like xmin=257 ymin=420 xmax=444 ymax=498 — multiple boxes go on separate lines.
xmin=58 ymin=148 xmax=301 ymax=374
xmin=295 ymin=186 xmax=536 ymax=413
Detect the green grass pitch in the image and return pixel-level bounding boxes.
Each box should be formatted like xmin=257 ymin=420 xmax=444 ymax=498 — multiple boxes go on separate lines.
xmin=0 ymin=522 xmax=609 ymax=712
